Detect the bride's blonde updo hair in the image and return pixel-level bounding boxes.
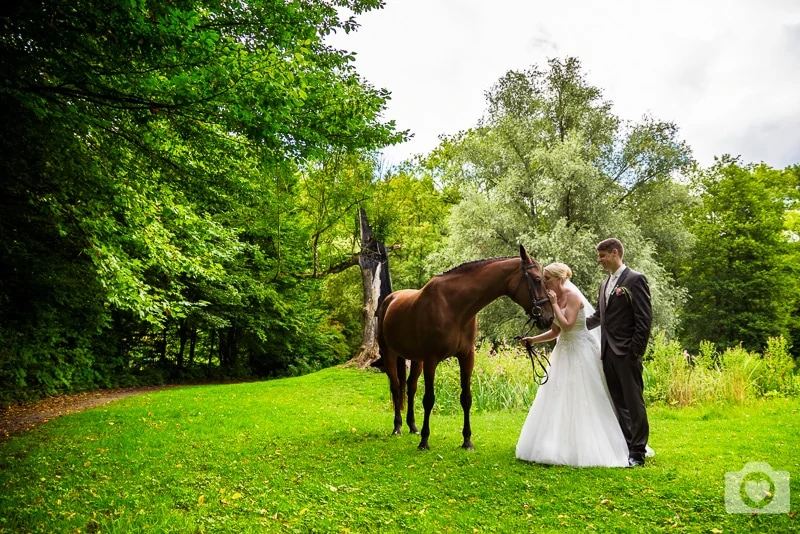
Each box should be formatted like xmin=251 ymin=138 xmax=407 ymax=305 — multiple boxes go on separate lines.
xmin=544 ymin=262 xmax=573 ymax=281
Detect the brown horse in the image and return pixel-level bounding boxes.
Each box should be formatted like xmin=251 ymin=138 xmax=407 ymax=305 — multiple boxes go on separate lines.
xmin=375 ymin=245 xmax=554 ymax=450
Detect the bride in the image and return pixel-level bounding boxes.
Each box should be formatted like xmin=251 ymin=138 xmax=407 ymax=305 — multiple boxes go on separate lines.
xmin=516 ymin=262 xmax=635 ymax=467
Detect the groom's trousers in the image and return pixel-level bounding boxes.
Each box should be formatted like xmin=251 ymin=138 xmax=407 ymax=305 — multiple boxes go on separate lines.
xmin=603 ymin=354 xmax=649 ymax=462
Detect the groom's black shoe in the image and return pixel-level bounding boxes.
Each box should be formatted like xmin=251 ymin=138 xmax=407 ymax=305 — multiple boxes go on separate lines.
xmin=627 ymin=458 xmax=645 ymax=468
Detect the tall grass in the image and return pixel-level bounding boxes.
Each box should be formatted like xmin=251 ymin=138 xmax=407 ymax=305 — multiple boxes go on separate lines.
xmin=433 ymin=343 xmax=540 ymax=414
xmin=432 ymin=335 xmax=798 ymax=414
xmin=644 ymin=333 xmax=798 ymax=406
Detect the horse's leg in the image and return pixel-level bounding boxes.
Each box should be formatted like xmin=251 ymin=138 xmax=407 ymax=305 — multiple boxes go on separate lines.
xmin=418 ymin=361 xmax=437 ymax=450
xmin=386 ymin=355 xmax=404 ymax=435
xmin=406 ymin=360 xmax=422 ymax=434
xmin=459 ymin=351 xmax=475 ymax=450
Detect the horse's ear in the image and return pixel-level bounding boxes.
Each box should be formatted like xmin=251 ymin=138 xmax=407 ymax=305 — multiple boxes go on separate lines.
xmin=519 ymin=244 xmax=529 ymax=262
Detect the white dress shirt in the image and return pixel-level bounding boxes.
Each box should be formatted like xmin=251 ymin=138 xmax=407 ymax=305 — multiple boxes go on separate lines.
xmin=605 ymin=264 xmax=626 ymax=300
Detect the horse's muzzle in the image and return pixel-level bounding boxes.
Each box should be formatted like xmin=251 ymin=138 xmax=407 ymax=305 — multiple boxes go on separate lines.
xmin=536 ymin=316 xmax=554 ymax=330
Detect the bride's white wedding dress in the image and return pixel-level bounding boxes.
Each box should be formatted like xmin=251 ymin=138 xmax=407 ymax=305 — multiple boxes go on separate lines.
xmin=516 ymin=305 xmax=630 ymax=467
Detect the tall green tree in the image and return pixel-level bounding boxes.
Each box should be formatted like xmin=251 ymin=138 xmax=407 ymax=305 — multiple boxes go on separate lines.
xmin=681 ymin=158 xmax=799 ymax=353
xmin=0 ymin=0 xmax=402 ymax=400
xmin=424 ymin=58 xmax=692 ymax=342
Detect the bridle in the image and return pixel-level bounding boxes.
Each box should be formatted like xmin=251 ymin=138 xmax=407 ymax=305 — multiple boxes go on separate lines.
xmin=512 ymin=257 xmax=550 ymax=326
xmin=513 ymin=257 xmax=552 ymax=384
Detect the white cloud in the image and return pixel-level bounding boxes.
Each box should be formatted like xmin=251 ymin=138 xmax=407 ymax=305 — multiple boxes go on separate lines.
xmin=328 ymin=0 xmax=800 ymax=168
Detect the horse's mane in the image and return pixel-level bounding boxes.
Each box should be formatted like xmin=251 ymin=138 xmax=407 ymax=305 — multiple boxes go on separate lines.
xmin=435 ymin=256 xmax=518 ymax=277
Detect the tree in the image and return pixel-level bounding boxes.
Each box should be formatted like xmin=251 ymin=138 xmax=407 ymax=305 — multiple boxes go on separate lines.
xmin=680 ymin=159 xmax=799 ymax=352
xmin=423 ymin=57 xmax=691 ymax=342
xmin=346 ymin=209 xmax=392 ymax=368
xmin=0 ymin=0 xmax=403 ymax=399
xmin=322 ymin=168 xmax=450 ymax=355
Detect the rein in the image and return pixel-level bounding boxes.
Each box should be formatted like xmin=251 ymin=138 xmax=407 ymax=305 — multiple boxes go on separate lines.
xmin=514 ymin=316 xmax=552 ymax=385
xmin=524 ymin=341 xmax=551 ymax=385
xmin=513 ymin=258 xmax=552 ymax=384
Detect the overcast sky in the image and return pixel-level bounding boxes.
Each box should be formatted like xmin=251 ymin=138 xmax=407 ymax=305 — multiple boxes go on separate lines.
xmin=327 ymin=0 xmax=800 ymax=169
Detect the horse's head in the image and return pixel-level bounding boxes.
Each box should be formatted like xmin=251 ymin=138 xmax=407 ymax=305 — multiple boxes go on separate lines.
xmin=514 ymin=245 xmax=554 ymax=330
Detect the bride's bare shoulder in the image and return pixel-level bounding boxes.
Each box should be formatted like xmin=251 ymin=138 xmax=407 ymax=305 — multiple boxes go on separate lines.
xmin=563 ymin=289 xmax=584 ymax=307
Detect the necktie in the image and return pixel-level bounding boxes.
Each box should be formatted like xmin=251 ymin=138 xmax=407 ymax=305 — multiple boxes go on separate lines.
xmin=605 ymin=274 xmax=616 ymax=300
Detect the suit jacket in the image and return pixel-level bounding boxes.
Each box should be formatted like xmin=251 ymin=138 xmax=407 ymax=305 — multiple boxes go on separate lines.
xmin=586 ymin=267 xmax=652 ymax=359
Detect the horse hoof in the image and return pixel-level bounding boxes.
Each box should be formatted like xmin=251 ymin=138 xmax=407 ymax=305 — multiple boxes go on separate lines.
xmin=409 ymin=426 xmax=419 ymax=434
xmin=462 ymin=442 xmax=475 ymax=451
xmin=392 ymin=428 xmax=402 ymax=436
xmin=418 ymin=442 xmax=430 ymax=450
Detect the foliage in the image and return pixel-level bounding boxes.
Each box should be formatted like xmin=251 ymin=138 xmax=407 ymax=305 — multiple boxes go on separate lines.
xmin=323 ymin=267 xmax=366 ymax=357
xmin=293 ymin=153 xmax=376 ymax=276
xmin=367 ymin=169 xmax=451 ymax=289
xmin=422 ymin=58 xmax=691 ymax=342
xmin=642 ymin=333 xmax=798 ymax=406
xmin=0 ymin=0 xmax=404 ymax=400
xmin=680 ymin=159 xmax=800 ymax=354
xmin=431 ymin=333 xmax=798 ymax=413
xmin=1 ymin=368 xmax=798 ymax=532
xmin=320 ymin=168 xmax=451 ymax=351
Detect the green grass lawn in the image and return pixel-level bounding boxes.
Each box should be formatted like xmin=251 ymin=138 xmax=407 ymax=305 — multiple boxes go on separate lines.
xmin=1 ymin=367 xmax=798 ymax=533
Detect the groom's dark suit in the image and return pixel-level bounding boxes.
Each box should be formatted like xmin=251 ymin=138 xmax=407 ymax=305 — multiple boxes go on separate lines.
xmin=586 ymin=267 xmax=652 ymax=463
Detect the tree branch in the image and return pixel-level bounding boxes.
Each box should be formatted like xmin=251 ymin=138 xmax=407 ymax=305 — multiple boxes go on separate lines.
xmin=289 ymin=244 xmax=402 ymax=279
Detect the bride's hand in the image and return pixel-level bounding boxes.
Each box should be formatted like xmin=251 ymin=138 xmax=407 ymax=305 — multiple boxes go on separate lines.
xmin=547 ymin=290 xmax=557 ymax=305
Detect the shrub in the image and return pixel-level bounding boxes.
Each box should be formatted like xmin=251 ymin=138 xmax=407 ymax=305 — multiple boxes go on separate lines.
xmin=718 ymin=344 xmax=762 ymax=403
xmin=756 ymin=336 xmax=797 ymax=396
xmin=423 ymin=335 xmax=798 ymax=414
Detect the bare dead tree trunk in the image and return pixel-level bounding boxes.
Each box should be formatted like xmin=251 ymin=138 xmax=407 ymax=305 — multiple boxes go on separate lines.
xmin=346 ymin=208 xmax=392 ymax=368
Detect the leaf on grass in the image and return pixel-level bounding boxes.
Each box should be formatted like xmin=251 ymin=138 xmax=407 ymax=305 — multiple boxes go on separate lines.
xmin=198 ymin=495 xmax=205 ymax=504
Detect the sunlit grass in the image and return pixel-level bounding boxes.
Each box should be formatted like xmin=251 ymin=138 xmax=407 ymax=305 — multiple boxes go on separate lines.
xmin=1 ymin=367 xmax=798 ymax=533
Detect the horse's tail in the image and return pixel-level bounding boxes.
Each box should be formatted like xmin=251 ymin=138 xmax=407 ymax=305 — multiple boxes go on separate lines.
xmin=375 ymin=292 xmax=397 ymax=364
xmin=376 ymin=293 xmax=406 ymax=409
xmin=375 ymin=293 xmax=391 ymax=366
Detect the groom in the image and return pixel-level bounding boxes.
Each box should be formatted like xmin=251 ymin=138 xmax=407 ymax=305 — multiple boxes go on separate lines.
xmin=586 ymin=238 xmax=652 ymax=467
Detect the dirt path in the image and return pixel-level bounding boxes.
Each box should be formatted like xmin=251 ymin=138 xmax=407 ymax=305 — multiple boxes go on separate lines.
xmin=0 ymin=385 xmax=176 ymax=441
